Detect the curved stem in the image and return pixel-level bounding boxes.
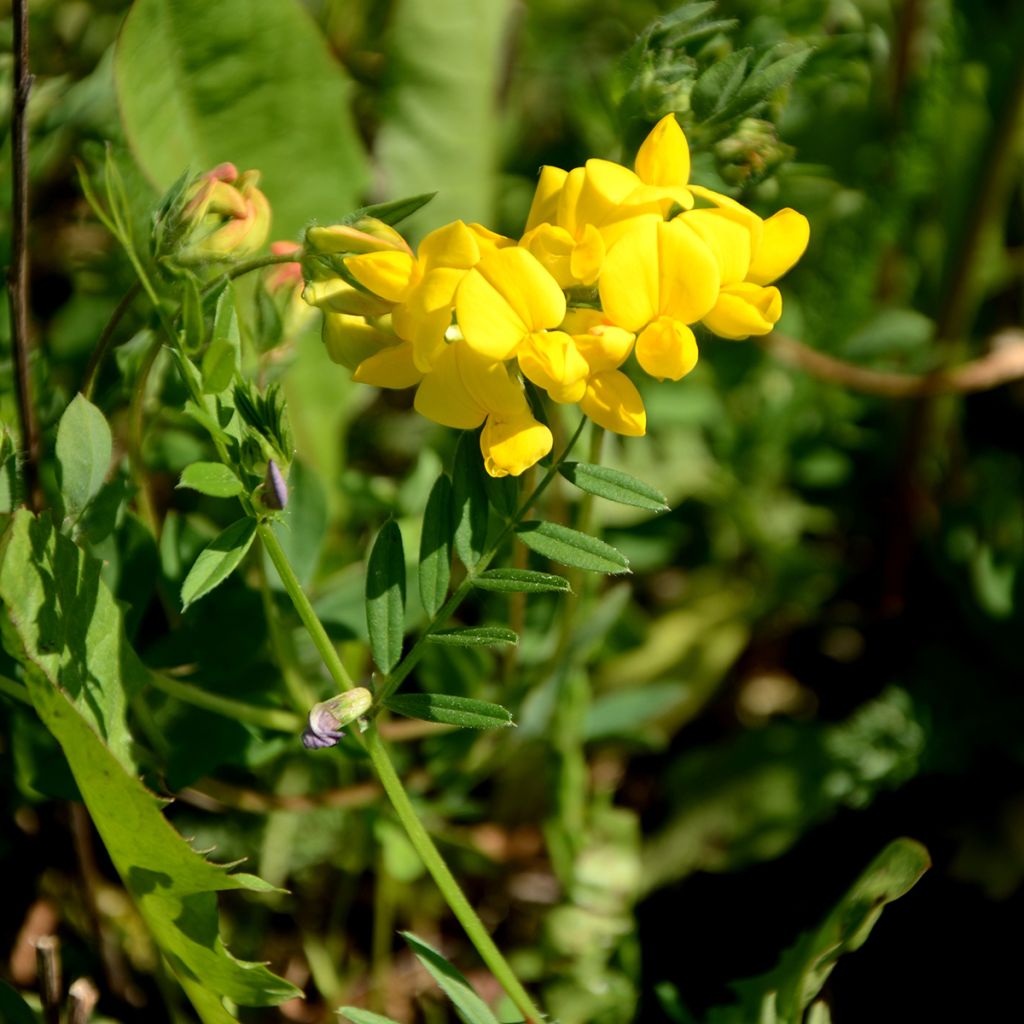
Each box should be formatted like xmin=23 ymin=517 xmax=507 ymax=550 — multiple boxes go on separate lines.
xmin=202 ymin=251 xmax=301 ymax=297
xmin=364 ymin=726 xmax=544 ymax=1024
xmin=81 ymin=282 xmax=142 ymax=400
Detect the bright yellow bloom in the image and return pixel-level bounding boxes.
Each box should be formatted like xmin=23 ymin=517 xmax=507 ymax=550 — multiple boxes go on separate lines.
xmin=598 ymin=217 xmax=719 ymax=380
xmin=414 ymin=340 xmax=552 ymax=477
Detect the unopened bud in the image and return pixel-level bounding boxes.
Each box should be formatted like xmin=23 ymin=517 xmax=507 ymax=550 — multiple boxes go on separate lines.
xmin=714 ymin=118 xmax=793 ymax=187
xmin=302 ymin=688 xmax=373 ymax=749
xmin=263 ymin=459 xmax=288 ymax=510
xmin=306 ymin=217 xmax=411 ymax=256
xmin=302 ymin=277 xmax=392 ymax=318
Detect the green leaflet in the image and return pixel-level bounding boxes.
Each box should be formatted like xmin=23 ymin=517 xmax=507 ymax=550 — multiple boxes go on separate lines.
xmin=339 ymin=1010 xmax=404 ymax=1024
xmin=181 ymin=516 xmax=258 ymax=610
xmin=472 ymin=568 xmax=572 ymax=593
xmin=0 ymin=512 xmax=299 ymax=1021
xmin=385 ymin=693 xmax=513 ymax=729
xmin=115 ymin=0 xmax=367 ymax=237
xmin=419 ymin=474 xmax=453 ymax=617
xmin=402 ymin=931 xmax=502 ymax=1024
xmin=452 ymin=433 xmax=490 ymax=570
xmin=516 ymin=520 xmax=631 ymax=574
xmin=55 ymin=393 xmax=113 ymax=522
xmin=427 ymin=626 xmax=519 ymax=647
xmin=178 ymin=462 xmax=244 ymax=498
xmin=366 ymin=520 xmax=406 ymax=674
xmin=559 ymin=462 xmax=670 ymax=512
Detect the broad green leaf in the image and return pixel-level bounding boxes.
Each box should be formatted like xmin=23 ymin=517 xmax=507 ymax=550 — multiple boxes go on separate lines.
xmin=560 ymin=462 xmax=669 ymax=512
xmin=403 ymin=932 xmax=502 ymax=1024
xmin=181 ymin=516 xmax=257 ymax=610
xmin=55 ymin=393 xmax=113 ymax=520
xmin=201 ymin=291 xmax=240 ymax=395
xmin=419 ymin=474 xmax=452 ymax=617
xmin=339 ymin=1010 xmax=404 ymax=1024
xmin=0 ymin=980 xmax=38 ymax=1024
xmin=427 ymin=626 xmax=518 ymax=647
xmin=472 ymin=568 xmax=572 ymax=593
xmin=375 ymin=1 xmax=511 ymax=236
xmin=366 ymin=520 xmax=406 ymax=674
xmin=115 ymin=0 xmax=367 ymax=237
xmin=516 ymin=521 xmax=630 ymax=575
xmin=178 ymin=461 xmax=243 ymax=498
xmin=0 ymin=512 xmax=299 ymax=1020
xmin=452 ymin=433 xmax=489 ymax=569
xmin=386 ymin=694 xmax=513 ymax=729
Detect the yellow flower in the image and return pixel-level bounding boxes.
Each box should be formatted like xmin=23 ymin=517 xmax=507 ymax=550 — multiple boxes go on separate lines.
xmin=414 ymin=340 xmax=552 ymax=477
xmin=598 ymin=217 xmax=719 ymax=380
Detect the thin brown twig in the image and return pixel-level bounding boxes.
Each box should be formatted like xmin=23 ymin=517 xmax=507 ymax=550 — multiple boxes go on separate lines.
xmin=7 ymin=0 xmax=40 ymax=509
xmin=756 ymin=329 xmax=1024 ymax=398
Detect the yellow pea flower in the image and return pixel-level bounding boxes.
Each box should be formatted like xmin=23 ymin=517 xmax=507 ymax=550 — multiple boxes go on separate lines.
xmin=414 ymin=340 xmax=553 ymax=477
xmin=598 ymin=217 xmax=719 ymax=380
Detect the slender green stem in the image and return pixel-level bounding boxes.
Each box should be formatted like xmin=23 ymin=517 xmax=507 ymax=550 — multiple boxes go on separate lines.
xmin=127 ymin=334 xmax=163 ymax=536
xmin=0 ymin=672 xmax=32 ymax=706
xmin=199 ymin=251 xmax=301 ymax=300
xmin=364 ymin=726 xmax=544 ymax=1024
xmin=81 ymin=282 xmax=142 ymax=400
xmin=258 ymin=522 xmax=357 ymax=693
xmin=373 ymin=414 xmax=588 ymax=710
xmin=147 ymin=670 xmax=302 ymax=732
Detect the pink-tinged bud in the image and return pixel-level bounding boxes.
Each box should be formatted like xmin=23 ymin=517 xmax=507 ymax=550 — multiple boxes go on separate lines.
xmin=265 ymin=241 xmax=304 ymax=293
xmin=306 ymin=217 xmax=412 ymax=256
xmin=175 ymin=164 xmax=272 ymax=264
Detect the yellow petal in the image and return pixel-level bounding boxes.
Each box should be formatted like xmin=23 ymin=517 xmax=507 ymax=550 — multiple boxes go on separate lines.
xmin=682 ymin=208 xmax=752 ymax=286
xmin=303 ymin=277 xmax=392 ymax=317
xmin=481 ymin=413 xmax=553 ymax=478
xmin=635 ymin=316 xmax=699 ymax=381
xmin=656 ymin=219 xmax=721 ymax=323
xmin=702 ymin=283 xmax=782 ymax=339
xmin=418 ymin=220 xmax=482 ymax=272
xmin=392 ymin=266 xmax=465 ymax=371
xmin=573 ymin=324 xmax=635 ymax=372
xmin=353 ymin=341 xmax=424 ymax=389
xmin=455 ymin=340 xmax=529 ymax=420
xmin=519 ymin=223 xmax=578 ymax=288
xmin=620 ymin=182 xmax=694 ymax=212
xmin=568 ymin=224 xmax=605 ymax=286
xmin=598 ymin=218 xmax=660 ymax=332
xmin=746 ymin=209 xmax=810 ymax=285
xmin=322 ymin=312 xmax=395 ymax=370
xmin=634 ymin=113 xmax=690 ymax=188
xmin=457 ymin=247 xmax=566 ymax=360
xmin=468 ymin=222 xmax=515 ymax=251
xmin=517 ymin=330 xmax=589 ymax=402
xmin=576 ymin=159 xmax=644 ymax=229
xmin=580 ymin=371 xmax=646 ymax=436
xmin=525 ymin=165 xmax=569 ymax=232
xmin=688 ymin=184 xmax=763 ymax=250
xmin=345 ymin=250 xmax=417 ymax=303
xmin=413 ymin=343 xmax=486 ymax=429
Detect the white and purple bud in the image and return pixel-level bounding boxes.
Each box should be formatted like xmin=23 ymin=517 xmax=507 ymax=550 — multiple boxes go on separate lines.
xmin=264 ymin=459 xmax=289 ymax=510
xmin=301 ymin=688 xmax=373 ymax=749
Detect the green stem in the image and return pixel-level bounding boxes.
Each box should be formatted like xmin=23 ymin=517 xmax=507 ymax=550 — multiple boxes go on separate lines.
xmin=363 ymin=726 xmax=544 ymax=1024
xmin=147 ymin=670 xmax=302 ymax=733
xmin=0 ymin=672 xmax=32 ymax=706
xmin=372 ymin=414 xmax=588 ymax=710
xmin=203 ymin=251 xmax=302 ymax=297
xmin=258 ymin=522 xmax=357 ymax=693
xmin=81 ymin=282 xmax=142 ymax=400
xmin=127 ymin=333 xmax=163 ymax=537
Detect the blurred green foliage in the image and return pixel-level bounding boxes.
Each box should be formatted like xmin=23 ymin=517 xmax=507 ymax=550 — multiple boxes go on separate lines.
xmin=2 ymin=0 xmax=1024 ymax=1022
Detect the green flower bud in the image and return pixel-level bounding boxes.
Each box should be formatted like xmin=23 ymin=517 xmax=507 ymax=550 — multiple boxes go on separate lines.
xmin=302 ymin=688 xmax=373 ymax=749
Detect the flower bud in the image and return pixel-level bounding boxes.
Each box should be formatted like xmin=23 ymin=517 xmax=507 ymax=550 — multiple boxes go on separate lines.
xmin=301 ymin=688 xmax=373 ymax=749
xmin=306 ymin=217 xmax=412 ymax=256
xmin=714 ymin=119 xmax=793 ymax=187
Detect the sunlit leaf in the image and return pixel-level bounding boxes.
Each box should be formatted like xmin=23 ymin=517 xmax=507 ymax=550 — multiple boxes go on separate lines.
xmin=181 ymin=516 xmax=257 ymax=610
xmin=427 ymin=626 xmax=519 ymax=647
xmin=516 ymin=521 xmax=630 ymax=574
xmin=366 ymin=520 xmax=406 ymax=674
xmin=386 ymin=694 xmax=513 ymax=729
xmin=178 ymin=462 xmax=244 ymax=498
xmin=55 ymin=394 xmax=112 ymax=521
xmin=472 ymin=568 xmax=572 ymax=593
xmin=419 ymin=474 xmax=453 ymax=617
xmin=560 ymin=462 xmax=670 ymax=511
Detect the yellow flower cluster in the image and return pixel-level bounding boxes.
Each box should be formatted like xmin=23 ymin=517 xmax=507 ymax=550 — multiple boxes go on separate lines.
xmin=302 ymin=115 xmax=809 ymax=477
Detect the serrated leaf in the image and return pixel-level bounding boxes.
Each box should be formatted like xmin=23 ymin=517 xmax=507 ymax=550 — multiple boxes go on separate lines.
xmin=201 ymin=291 xmax=240 ymax=394
xmin=115 ymin=0 xmax=367 ymax=238
xmin=691 ymin=49 xmax=750 ymax=123
xmin=403 ymin=932 xmax=502 ymax=1024
xmin=419 ymin=474 xmax=452 ymax=617
xmin=452 ymin=433 xmax=489 ymax=569
xmin=339 ymin=1009 xmax=404 ymax=1024
xmin=385 ymin=694 xmax=513 ymax=730
xmin=178 ymin=461 xmax=243 ymax=498
xmin=0 ymin=511 xmax=299 ymax=1020
xmin=472 ymin=568 xmax=572 ymax=594
xmin=516 ymin=521 xmax=630 ymax=574
xmin=366 ymin=520 xmax=406 ymax=674
xmin=560 ymin=462 xmax=669 ymax=511
xmin=427 ymin=626 xmax=518 ymax=648
xmin=55 ymin=393 xmax=113 ymax=521
xmin=181 ymin=516 xmax=257 ymax=610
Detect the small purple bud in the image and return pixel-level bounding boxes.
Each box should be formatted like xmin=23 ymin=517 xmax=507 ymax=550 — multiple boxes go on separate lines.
xmin=301 ymin=688 xmax=373 ymax=750
xmin=264 ymin=459 xmax=288 ymax=510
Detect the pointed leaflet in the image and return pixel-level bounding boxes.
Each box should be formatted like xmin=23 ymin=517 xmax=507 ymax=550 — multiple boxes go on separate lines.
xmin=472 ymin=568 xmax=572 ymax=593
xmin=181 ymin=517 xmax=258 ymax=610
xmin=201 ymin=289 xmax=241 ymax=395
xmin=178 ymin=462 xmax=244 ymax=498
xmin=0 ymin=512 xmax=298 ymax=1019
xmin=402 ymin=931 xmax=502 ymax=1024
xmin=366 ymin=519 xmax=406 ymax=674
xmin=559 ymin=462 xmax=669 ymax=512
xmin=55 ymin=394 xmax=113 ymax=521
xmin=452 ymin=432 xmax=490 ymax=569
xmin=516 ymin=521 xmax=631 ymax=574
xmin=418 ymin=474 xmax=452 ymax=617
xmin=386 ymin=694 xmax=513 ymax=729
xmin=427 ymin=626 xmax=518 ymax=648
